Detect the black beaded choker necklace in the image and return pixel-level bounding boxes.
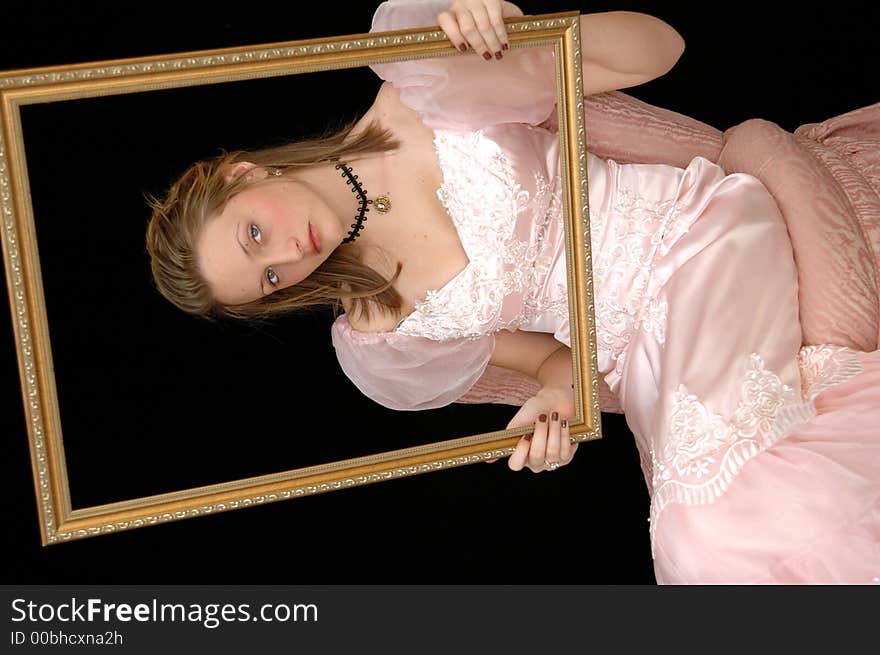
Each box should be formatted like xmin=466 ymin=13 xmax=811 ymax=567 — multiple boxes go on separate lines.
xmin=335 ymin=160 xmax=391 ymax=244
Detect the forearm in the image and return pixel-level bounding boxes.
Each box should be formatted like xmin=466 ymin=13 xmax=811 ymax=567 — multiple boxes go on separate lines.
xmin=580 ymin=11 xmax=685 ymax=81
xmin=535 ymin=343 xmax=573 ymax=394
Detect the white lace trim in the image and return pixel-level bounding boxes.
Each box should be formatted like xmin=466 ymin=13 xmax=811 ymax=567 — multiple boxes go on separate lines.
xmin=544 ymin=282 xmax=572 ymax=324
xmin=641 ymin=297 xmax=668 ymax=345
xmin=798 ymin=345 xmax=865 ymax=400
xmin=591 ymin=184 xmax=685 ymax=385
xmin=648 ymin=347 xmax=864 ymax=551
xmin=396 ymin=130 xmax=562 ymax=341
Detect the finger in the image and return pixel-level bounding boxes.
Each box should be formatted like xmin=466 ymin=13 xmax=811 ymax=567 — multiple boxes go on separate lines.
xmin=527 ymin=413 xmax=549 ymax=472
xmin=508 ymin=432 xmax=533 ymax=471
xmin=485 ymin=458 xmax=498 ymax=464
xmin=544 ymin=411 xmax=562 ymax=465
xmin=483 ymin=0 xmax=509 ymax=52
xmin=456 ymin=11 xmax=492 ymax=61
xmin=437 ymin=11 xmax=469 ymax=52
xmin=559 ymin=418 xmax=572 ymax=462
xmin=470 ymin=4 xmax=504 ymax=59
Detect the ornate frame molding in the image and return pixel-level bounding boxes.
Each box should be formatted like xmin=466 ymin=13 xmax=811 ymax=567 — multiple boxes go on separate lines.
xmin=0 ymin=12 xmax=600 ymax=544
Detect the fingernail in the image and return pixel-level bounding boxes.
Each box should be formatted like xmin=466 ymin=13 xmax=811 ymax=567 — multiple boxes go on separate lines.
xmin=551 ymin=411 xmax=559 ymax=421
xmin=483 ymin=52 xmax=492 ymax=60
xmin=539 ymin=414 xmax=547 ymax=423
xmin=561 ymin=419 xmax=568 ymax=428
xmin=495 ymin=51 xmax=502 ymax=60
xmin=524 ymin=433 xmax=533 ymax=442
xmin=459 ymin=43 xmax=467 ymax=52
xmin=502 ymin=43 xmax=509 ymax=50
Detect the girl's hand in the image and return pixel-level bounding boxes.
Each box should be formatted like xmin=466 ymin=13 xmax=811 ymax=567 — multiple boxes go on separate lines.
xmin=437 ymin=0 xmax=510 ymax=61
xmin=505 ymin=386 xmax=578 ymax=473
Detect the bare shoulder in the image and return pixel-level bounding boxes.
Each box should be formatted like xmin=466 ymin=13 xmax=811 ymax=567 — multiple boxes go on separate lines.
xmin=376 ymin=80 xmax=396 ymax=100
xmin=373 ymin=82 xmax=425 ymax=128
xmin=361 ymin=82 xmax=398 ymax=121
xmin=338 ymin=244 xmax=410 ymax=334
xmin=375 ymin=81 xmax=401 ymax=107
xmin=340 ymin=296 xmax=402 ymax=334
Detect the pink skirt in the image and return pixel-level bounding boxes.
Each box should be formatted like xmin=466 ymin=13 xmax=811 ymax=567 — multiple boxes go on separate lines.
xmin=652 ymin=349 xmax=880 ymax=584
xmin=593 ymin=154 xmax=880 ymax=583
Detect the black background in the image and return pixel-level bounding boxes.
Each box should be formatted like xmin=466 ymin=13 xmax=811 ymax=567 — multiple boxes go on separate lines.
xmin=2 ymin=1 xmax=877 ymax=584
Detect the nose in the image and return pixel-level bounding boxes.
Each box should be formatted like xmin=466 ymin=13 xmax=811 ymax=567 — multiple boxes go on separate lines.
xmin=269 ymin=235 xmax=304 ymax=264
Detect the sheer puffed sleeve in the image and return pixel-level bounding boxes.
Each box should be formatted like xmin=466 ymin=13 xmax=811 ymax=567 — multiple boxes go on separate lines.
xmin=330 ymin=314 xmax=496 ymax=411
xmin=370 ymin=0 xmax=557 ymax=130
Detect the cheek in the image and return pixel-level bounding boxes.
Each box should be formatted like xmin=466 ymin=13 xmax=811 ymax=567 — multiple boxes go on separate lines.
xmin=268 ymin=195 xmax=298 ymax=229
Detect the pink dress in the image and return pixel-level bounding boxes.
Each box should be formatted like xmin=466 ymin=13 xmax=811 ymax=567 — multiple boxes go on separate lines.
xmin=332 ymin=0 xmax=880 ymax=583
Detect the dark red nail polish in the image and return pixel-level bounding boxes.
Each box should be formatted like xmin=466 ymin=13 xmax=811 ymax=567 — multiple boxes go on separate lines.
xmin=524 ymin=433 xmax=533 ymax=442
xmin=483 ymin=52 xmax=492 ymax=60
xmin=459 ymin=43 xmax=467 ymax=52
xmin=539 ymin=414 xmax=547 ymax=423
xmin=502 ymin=43 xmax=509 ymax=50
xmin=551 ymin=411 xmax=558 ymax=421
xmin=495 ymin=51 xmax=502 ymax=60
xmin=561 ymin=419 xmax=568 ymax=428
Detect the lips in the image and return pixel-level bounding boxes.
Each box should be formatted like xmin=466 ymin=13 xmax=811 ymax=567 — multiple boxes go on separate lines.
xmin=309 ymin=222 xmax=321 ymax=254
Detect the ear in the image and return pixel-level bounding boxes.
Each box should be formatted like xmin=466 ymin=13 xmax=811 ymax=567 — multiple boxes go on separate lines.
xmin=222 ymin=161 xmax=259 ymax=185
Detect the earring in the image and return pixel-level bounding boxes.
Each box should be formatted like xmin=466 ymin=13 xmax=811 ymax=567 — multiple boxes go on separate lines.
xmin=268 ymin=167 xmax=282 ymax=177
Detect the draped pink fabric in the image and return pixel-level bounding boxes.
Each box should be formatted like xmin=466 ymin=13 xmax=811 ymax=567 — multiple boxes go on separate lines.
xmin=369 ymin=0 xmax=556 ymax=131
xmin=330 ymin=0 xmax=880 ymax=583
xmin=654 ymin=349 xmax=880 ymax=583
xmin=332 ymin=315 xmax=494 ymax=410
xmin=719 ymin=118 xmax=880 ymax=352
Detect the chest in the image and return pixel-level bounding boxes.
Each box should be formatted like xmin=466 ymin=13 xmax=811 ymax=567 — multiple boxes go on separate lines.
xmin=368 ymin=95 xmax=470 ymax=318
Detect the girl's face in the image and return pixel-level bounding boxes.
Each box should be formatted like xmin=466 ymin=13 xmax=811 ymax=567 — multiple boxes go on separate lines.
xmin=197 ymin=173 xmax=345 ymax=305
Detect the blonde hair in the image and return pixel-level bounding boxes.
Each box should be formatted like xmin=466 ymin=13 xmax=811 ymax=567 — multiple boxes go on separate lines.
xmin=145 ymin=118 xmax=402 ymax=323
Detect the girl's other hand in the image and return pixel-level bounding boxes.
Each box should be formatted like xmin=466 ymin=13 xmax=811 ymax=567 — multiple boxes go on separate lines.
xmin=505 ymin=387 xmax=578 ymax=473
xmin=437 ymin=0 xmax=510 ymax=61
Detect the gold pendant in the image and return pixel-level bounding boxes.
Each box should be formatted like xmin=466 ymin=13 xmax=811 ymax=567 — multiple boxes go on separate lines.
xmin=373 ymin=195 xmax=391 ymax=213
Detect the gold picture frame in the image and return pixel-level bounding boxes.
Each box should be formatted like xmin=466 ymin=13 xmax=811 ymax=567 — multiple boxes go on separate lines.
xmin=0 ymin=11 xmax=601 ymax=545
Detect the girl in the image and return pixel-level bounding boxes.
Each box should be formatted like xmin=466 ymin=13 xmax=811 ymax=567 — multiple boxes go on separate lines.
xmin=147 ymin=1 xmax=880 ymax=583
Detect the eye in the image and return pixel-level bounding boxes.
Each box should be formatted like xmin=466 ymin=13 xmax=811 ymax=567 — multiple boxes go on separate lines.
xmin=266 ymin=267 xmax=279 ymax=287
xmin=249 ymin=224 xmax=262 ymax=244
